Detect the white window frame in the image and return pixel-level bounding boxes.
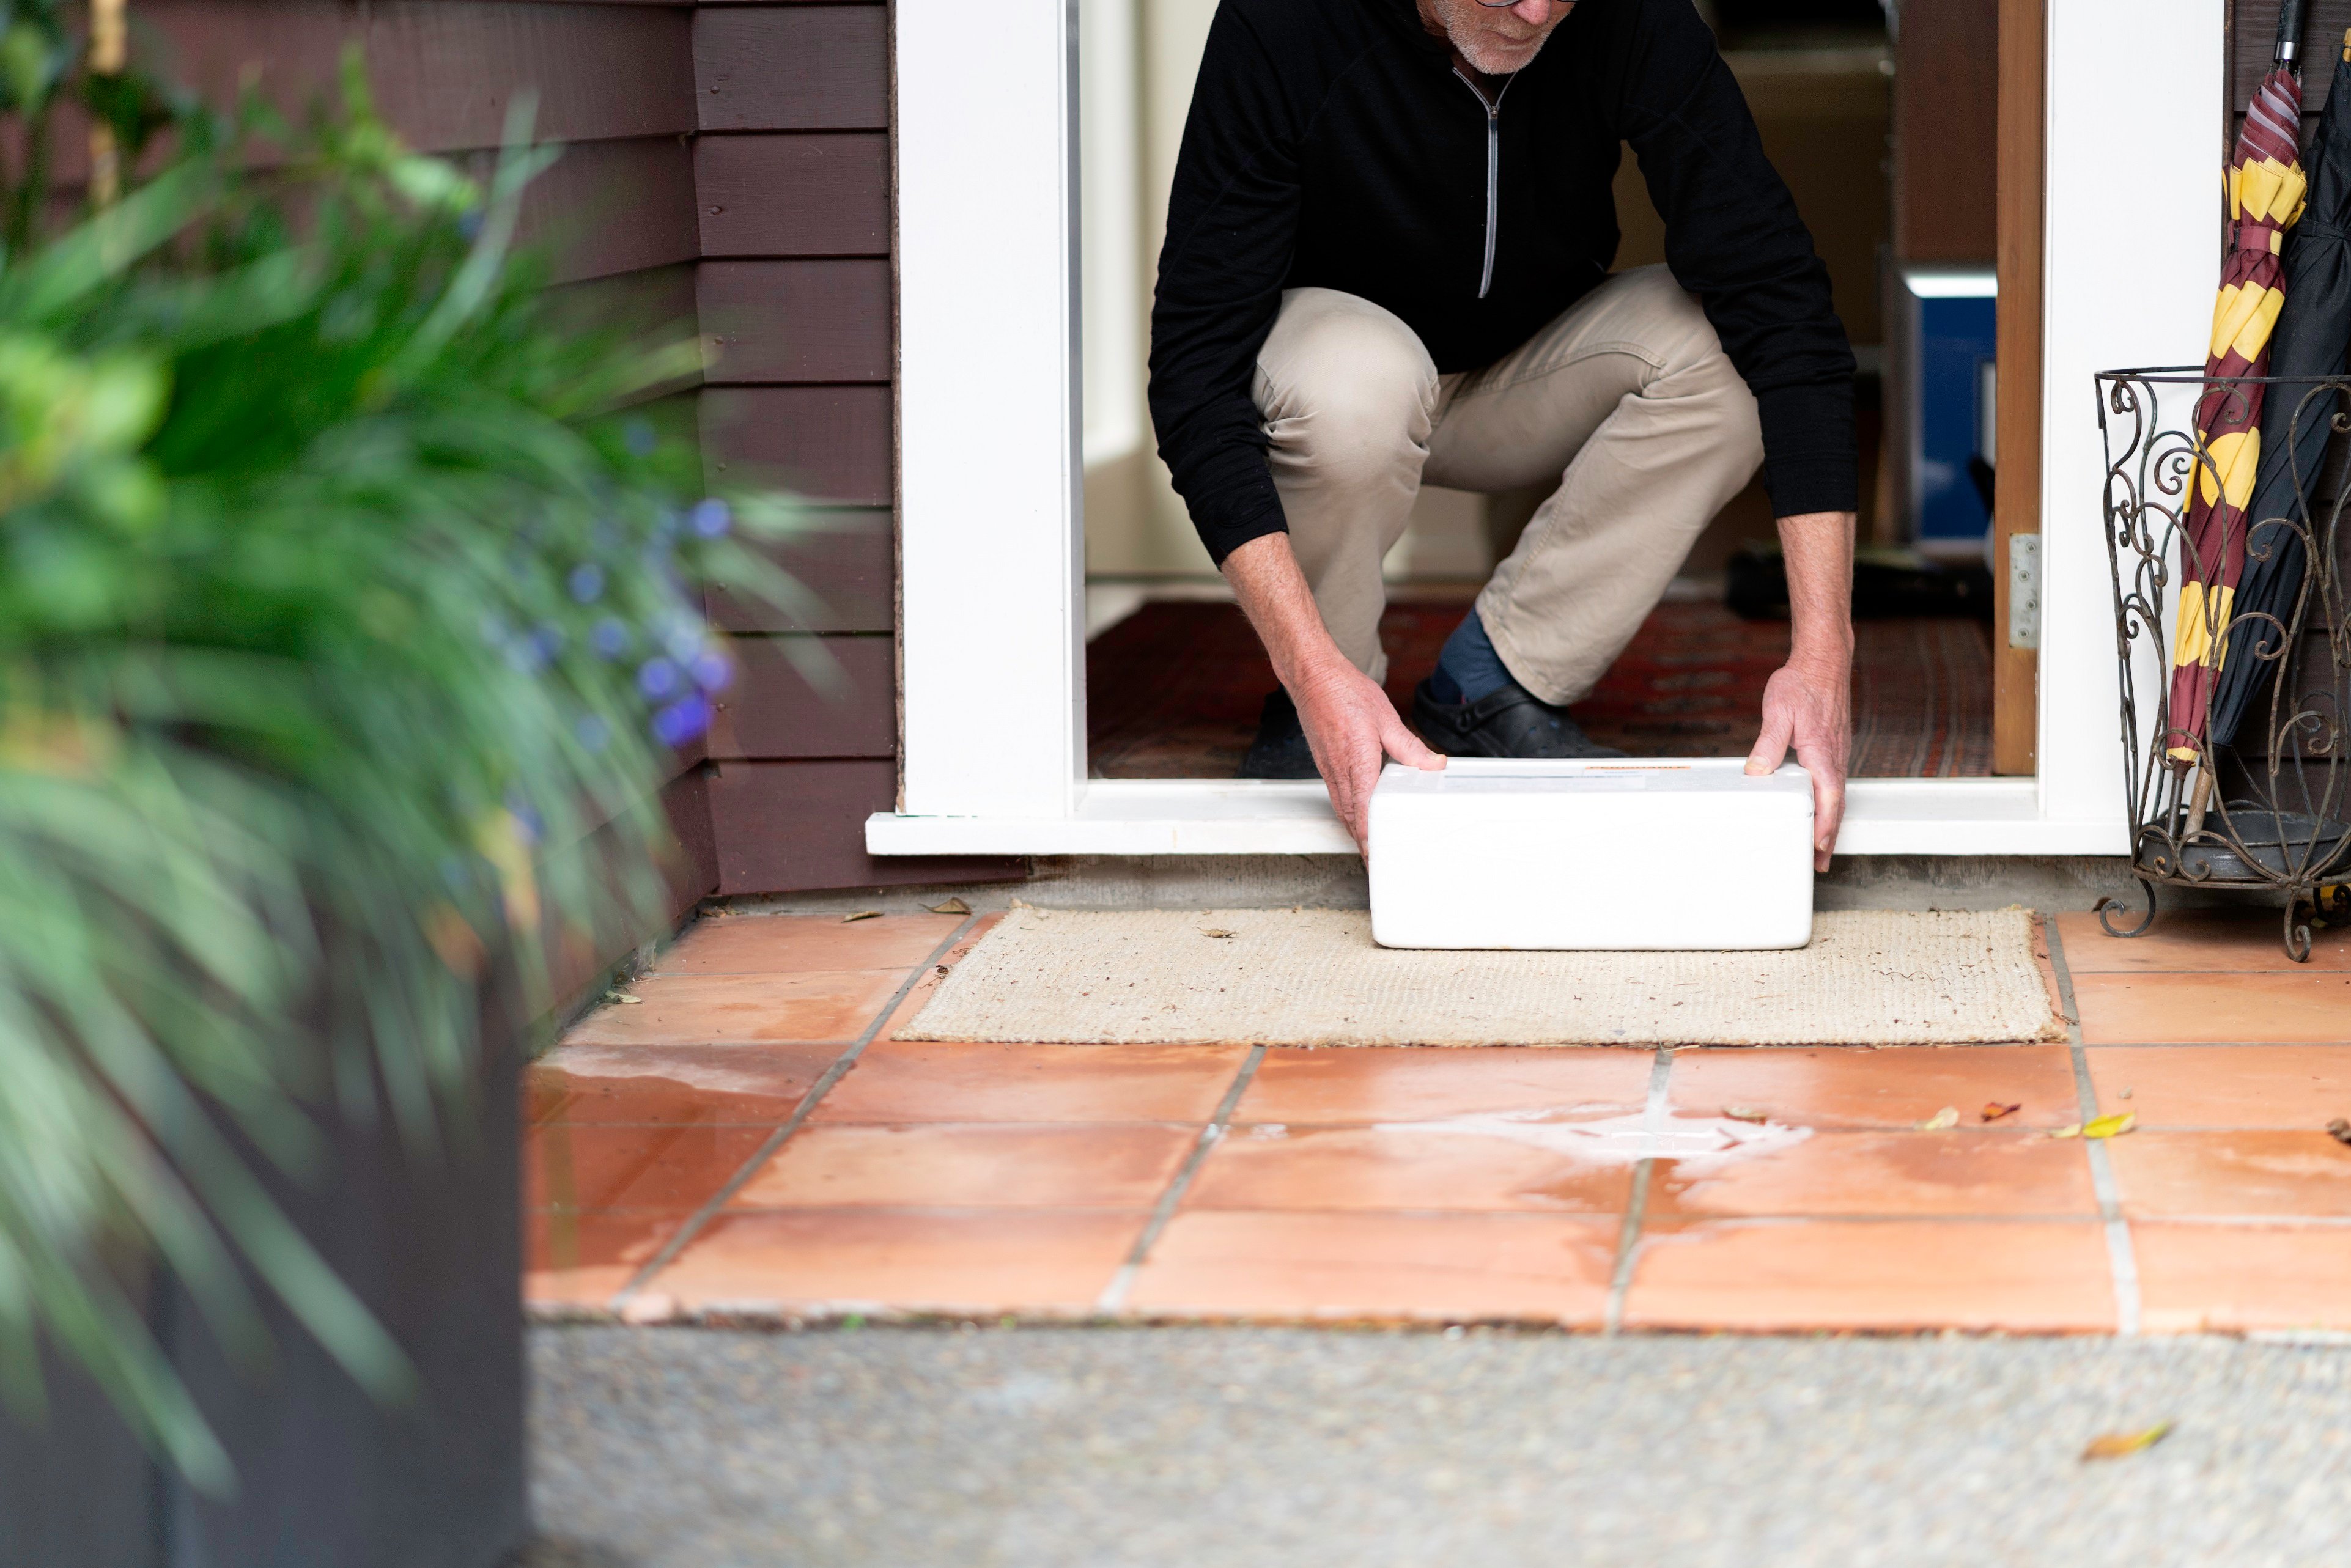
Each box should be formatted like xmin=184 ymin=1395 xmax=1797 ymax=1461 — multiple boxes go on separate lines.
xmin=874 ymin=0 xmax=2218 ymax=858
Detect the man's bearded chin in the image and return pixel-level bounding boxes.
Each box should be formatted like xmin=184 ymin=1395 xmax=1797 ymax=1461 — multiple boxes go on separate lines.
xmin=1438 ymin=6 xmax=1563 ymax=75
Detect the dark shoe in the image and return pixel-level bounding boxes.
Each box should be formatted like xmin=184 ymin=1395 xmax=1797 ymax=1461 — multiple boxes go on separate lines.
xmin=1238 ymin=689 xmax=1319 ymax=779
xmin=1411 ymin=677 xmax=1625 ymax=759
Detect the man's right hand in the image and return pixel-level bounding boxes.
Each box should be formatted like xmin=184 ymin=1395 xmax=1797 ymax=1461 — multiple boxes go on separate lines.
xmin=1220 ymin=533 xmax=1445 ymax=853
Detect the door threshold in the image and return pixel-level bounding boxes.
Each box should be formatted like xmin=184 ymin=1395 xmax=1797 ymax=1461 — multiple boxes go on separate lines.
xmin=866 ymin=777 xmax=2128 ymax=857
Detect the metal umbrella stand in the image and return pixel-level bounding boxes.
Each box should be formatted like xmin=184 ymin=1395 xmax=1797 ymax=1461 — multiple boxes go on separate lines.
xmin=2097 ymin=367 xmax=2351 ymax=962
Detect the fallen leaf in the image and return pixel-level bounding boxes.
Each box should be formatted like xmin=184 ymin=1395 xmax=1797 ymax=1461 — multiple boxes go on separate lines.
xmin=2050 ymin=1124 xmax=2082 ymax=1139
xmin=928 ymin=897 xmax=972 ymax=915
xmin=1723 ymin=1106 xmax=1771 ymax=1124
xmin=2082 ymin=1422 xmax=2172 ymax=1461
xmin=1917 ymin=1106 xmax=1960 ymax=1131
xmin=2118 ymin=1088 xmax=2135 ymax=1100
xmin=603 ymin=991 xmax=643 ymax=1006
xmin=1200 ymin=927 xmax=1236 ymax=939
xmin=842 ymin=910 xmax=882 ymax=923
xmin=2083 ymin=1113 xmax=2137 ymax=1139
xmin=1981 ymin=1102 xmax=2022 ymax=1123
xmin=2327 ymin=1118 xmax=2351 ymax=1147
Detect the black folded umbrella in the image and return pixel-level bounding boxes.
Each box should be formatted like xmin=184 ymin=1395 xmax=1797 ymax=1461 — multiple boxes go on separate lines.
xmin=2215 ymin=30 xmax=2351 ymax=749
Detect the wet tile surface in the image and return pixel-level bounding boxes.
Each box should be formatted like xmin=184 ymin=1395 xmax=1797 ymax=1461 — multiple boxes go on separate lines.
xmin=527 ymin=1123 xmax=773 ymax=1212
xmin=730 ymin=1123 xmax=1197 ymax=1210
xmin=2055 ymin=908 xmax=2351 ymax=973
xmin=2070 ymin=971 xmax=2351 ymax=1045
xmin=2106 ymin=1131 xmax=2351 ymax=1217
xmin=519 ymin=906 xmax=2351 ymax=1333
xmin=652 ymin=1209 xmax=1147 ymax=1314
xmin=818 ymin=1041 xmax=1247 ymax=1125
xmin=565 ymin=971 xmax=910 ymax=1046
xmin=1127 ymin=1211 xmax=1617 ymax=1325
xmin=652 ymin=913 xmax=964 ymax=975
xmin=1647 ymin=1130 xmax=2098 ymax=1219
xmin=1186 ymin=1125 xmax=1635 ymax=1214
xmin=526 ymin=1209 xmax=692 ymax=1306
xmin=1622 ymin=1220 xmax=2117 ymax=1333
xmin=1670 ymin=1047 xmax=2081 ymax=1130
xmin=2131 ymin=1222 xmax=2351 ymax=1331
xmin=528 ymin=1043 xmax=840 ymax=1126
xmin=2084 ymin=1045 xmax=2351 ymax=1128
xmin=1236 ymin=1047 xmax=1653 ymax=1125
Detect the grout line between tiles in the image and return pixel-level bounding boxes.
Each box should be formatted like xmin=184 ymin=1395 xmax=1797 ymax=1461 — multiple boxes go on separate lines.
xmin=2046 ymin=915 xmax=2142 ymax=1335
xmin=607 ymin=912 xmax=984 ymax=1308
xmin=1095 ymin=1044 xmax=1268 ymax=1314
xmin=1603 ymin=1048 xmax=1675 ymax=1334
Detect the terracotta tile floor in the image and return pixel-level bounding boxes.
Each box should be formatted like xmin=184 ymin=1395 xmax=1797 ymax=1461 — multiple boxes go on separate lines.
xmin=525 ymin=905 xmax=2351 ymax=1334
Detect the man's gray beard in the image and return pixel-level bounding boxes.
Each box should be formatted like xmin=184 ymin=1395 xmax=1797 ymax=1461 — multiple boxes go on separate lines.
xmin=1448 ymin=22 xmax=1555 ymax=76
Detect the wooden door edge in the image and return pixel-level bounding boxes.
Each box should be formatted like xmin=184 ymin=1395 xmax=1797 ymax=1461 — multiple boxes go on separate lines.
xmin=1991 ymin=0 xmax=2045 ymax=776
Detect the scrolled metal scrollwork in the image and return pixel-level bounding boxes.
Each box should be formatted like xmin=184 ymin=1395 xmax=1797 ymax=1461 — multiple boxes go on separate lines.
xmin=2095 ymin=368 xmax=2351 ymax=962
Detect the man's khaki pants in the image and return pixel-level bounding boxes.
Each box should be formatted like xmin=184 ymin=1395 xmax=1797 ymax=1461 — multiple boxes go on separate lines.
xmin=1253 ymin=264 xmax=1765 ymax=704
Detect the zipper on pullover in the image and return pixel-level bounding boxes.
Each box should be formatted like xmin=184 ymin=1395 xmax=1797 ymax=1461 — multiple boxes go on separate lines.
xmin=1452 ymin=67 xmax=1514 ymax=300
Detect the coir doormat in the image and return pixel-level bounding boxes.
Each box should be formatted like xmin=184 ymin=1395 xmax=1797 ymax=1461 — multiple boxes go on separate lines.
xmin=899 ymin=908 xmax=2062 ymax=1048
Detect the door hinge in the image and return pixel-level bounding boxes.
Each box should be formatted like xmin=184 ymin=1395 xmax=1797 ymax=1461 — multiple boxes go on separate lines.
xmin=2006 ymin=533 xmax=2040 ymax=651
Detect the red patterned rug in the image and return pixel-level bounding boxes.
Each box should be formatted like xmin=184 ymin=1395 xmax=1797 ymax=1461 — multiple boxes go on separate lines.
xmin=1086 ymin=598 xmax=1991 ymax=779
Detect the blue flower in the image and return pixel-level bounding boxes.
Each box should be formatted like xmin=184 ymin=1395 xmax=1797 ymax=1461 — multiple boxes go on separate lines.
xmin=690 ymin=650 xmax=733 ymax=692
xmin=663 ymin=620 xmax=704 ymax=664
xmin=569 ymin=563 xmax=606 ymax=603
xmin=623 ymin=420 xmax=657 ymax=457
xmin=532 ymin=625 xmax=565 ymax=661
xmin=689 ymin=499 xmax=732 ymax=538
xmin=652 ymin=694 xmax=712 ymax=747
xmin=637 ymin=657 xmax=681 ymax=698
xmin=574 ymin=713 xmax=612 ymax=753
xmin=592 ymin=618 xmax=629 ymax=659
xmin=504 ymin=638 xmax=548 ymax=675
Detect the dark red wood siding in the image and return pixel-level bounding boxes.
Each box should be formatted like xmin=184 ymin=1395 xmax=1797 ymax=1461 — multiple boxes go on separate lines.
xmin=139 ymin=0 xmax=1014 ymax=897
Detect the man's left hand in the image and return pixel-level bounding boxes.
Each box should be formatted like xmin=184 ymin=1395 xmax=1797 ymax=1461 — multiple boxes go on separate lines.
xmin=1746 ymin=652 xmax=1851 ymax=872
xmin=1744 ymin=508 xmax=1857 ymax=872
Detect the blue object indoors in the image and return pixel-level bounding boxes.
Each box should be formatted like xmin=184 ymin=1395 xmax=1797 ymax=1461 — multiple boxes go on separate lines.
xmin=1900 ymin=268 xmax=1998 ymax=551
xmin=1430 ymin=608 xmax=1515 ymax=705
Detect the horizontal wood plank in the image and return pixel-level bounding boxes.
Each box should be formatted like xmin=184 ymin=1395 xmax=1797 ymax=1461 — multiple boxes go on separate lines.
xmin=663 ymin=764 xmax=721 ymax=912
xmin=512 ymin=134 xmax=698 ymax=284
xmin=142 ymin=1 xmax=696 ymax=152
xmin=700 ymin=385 xmax=892 ymax=504
xmin=710 ymin=634 xmax=895 ymax=759
xmin=694 ymin=5 xmax=888 ymax=131
xmin=699 ymin=260 xmax=892 ymax=382
xmin=695 ymin=133 xmax=891 ymax=256
xmin=704 ymin=506 xmax=892 ymax=633
xmin=706 ymin=760 xmax=1022 ymax=894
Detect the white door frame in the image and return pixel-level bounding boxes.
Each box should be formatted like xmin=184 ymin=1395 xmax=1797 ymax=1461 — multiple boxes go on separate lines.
xmin=874 ymin=0 xmax=2218 ymax=858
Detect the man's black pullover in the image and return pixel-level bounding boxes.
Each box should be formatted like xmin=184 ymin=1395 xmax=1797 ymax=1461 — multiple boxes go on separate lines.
xmin=1148 ymin=0 xmax=1858 ymax=565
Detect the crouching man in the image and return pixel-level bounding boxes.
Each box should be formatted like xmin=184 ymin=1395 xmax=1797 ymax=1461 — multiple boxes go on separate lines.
xmin=1148 ymin=0 xmax=1857 ymax=867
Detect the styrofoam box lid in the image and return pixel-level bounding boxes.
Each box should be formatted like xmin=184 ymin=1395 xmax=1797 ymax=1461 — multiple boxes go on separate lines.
xmin=1368 ymin=758 xmax=1815 ymax=951
xmin=1374 ymin=757 xmax=1814 ymax=811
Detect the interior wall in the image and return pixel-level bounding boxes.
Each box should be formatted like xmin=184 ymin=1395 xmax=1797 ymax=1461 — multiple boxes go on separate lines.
xmin=1092 ymin=7 xmax=1897 ymax=586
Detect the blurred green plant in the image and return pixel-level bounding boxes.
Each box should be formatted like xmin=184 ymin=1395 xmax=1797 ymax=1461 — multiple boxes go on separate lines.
xmin=0 ymin=52 xmax=813 ymax=1491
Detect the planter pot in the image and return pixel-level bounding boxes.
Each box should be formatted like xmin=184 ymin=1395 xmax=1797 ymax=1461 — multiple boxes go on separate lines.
xmin=0 ymin=1025 xmax=526 ymax=1568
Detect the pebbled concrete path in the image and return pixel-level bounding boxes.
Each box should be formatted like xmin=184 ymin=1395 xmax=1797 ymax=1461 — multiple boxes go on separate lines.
xmin=526 ymin=1325 xmax=2351 ymax=1567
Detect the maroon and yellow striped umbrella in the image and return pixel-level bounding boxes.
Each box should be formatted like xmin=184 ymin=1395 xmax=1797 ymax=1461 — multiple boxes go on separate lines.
xmin=2170 ymin=55 xmax=2310 ymax=763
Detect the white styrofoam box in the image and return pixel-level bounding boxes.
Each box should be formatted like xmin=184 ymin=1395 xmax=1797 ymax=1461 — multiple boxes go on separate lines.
xmin=1367 ymin=759 xmax=1815 ymax=951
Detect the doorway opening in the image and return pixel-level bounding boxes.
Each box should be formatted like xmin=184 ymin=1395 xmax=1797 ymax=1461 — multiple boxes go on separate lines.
xmin=1076 ymin=0 xmax=2014 ymax=784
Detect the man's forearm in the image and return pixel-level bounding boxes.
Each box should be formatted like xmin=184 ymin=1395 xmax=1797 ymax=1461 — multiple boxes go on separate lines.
xmin=1778 ymin=510 xmax=1857 ymax=669
xmin=1220 ymin=532 xmax=1351 ymax=694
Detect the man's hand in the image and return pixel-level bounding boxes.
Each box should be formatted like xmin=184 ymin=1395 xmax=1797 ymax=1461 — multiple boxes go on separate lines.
xmin=1745 ymin=509 xmax=1856 ymax=872
xmin=1221 ymin=533 xmax=1445 ymax=853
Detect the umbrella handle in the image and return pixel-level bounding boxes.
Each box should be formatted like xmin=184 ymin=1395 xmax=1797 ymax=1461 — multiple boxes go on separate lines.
xmin=2277 ymin=0 xmax=2309 ymax=67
